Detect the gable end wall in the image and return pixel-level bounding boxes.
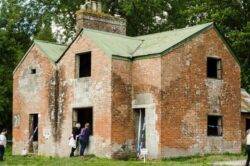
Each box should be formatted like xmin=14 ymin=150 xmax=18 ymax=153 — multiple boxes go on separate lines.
xmin=161 ymin=27 xmax=241 ymax=157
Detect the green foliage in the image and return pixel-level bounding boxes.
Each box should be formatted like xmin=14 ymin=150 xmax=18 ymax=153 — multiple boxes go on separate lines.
xmin=0 ymin=30 xmax=29 ymax=127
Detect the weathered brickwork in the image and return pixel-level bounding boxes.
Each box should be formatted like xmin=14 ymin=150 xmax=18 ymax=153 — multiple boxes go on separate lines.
xmin=111 ymin=59 xmax=134 ymax=152
xmin=56 ymin=35 xmax=113 ymax=157
xmin=13 ymin=26 xmax=241 ymax=158
xmin=76 ymin=10 xmax=126 ymax=35
xmin=132 ymin=57 xmax=162 ymax=158
xmin=13 ymin=46 xmax=57 ymax=156
xmin=161 ymin=28 xmax=241 ymax=156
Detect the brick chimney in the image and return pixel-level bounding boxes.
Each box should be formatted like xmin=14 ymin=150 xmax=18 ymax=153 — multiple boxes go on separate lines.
xmin=76 ymin=0 xmax=126 ymax=35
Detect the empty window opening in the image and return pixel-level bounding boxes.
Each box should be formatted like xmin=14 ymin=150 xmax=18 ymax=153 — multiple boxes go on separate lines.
xmin=31 ymin=69 xmax=36 ymax=74
xmin=77 ymin=52 xmax=91 ymax=78
xmin=29 ymin=114 xmax=38 ymax=153
xmin=207 ymin=115 xmax=222 ymax=136
xmin=73 ymin=108 xmax=93 ymax=135
xmin=207 ymin=57 xmax=222 ymax=79
xmin=246 ymin=119 xmax=250 ymax=131
xmin=134 ymin=108 xmax=146 ymax=155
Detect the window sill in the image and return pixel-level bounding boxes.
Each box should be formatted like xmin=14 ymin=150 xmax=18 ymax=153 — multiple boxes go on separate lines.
xmin=207 ymin=136 xmax=223 ymax=138
xmin=206 ymin=77 xmax=222 ymax=81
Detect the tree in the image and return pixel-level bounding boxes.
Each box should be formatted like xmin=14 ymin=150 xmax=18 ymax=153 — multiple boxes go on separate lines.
xmin=0 ymin=30 xmax=29 ymax=128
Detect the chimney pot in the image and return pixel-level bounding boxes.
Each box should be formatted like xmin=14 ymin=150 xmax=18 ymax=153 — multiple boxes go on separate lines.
xmin=97 ymin=1 xmax=102 ymax=12
xmin=92 ymin=1 xmax=97 ymax=12
xmin=76 ymin=1 xmax=126 ymax=35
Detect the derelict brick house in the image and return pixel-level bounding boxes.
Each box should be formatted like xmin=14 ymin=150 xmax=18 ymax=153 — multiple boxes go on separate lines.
xmin=13 ymin=1 xmax=241 ymax=158
xmin=241 ymin=89 xmax=250 ymax=139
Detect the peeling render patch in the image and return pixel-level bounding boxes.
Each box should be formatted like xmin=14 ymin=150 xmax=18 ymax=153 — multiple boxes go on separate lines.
xmin=13 ymin=114 xmax=21 ymax=128
xmin=205 ymin=79 xmax=223 ymax=113
xmin=18 ymin=63 xmax=43 ymax=102
xmin=73 ymin=78 xmax=92 ymax=107
xmin=162 ymin=146 xmax=200 ymax=157
xmin=181 ymin=109 xmax=198 ymax=138
xmin=204 ymin=137 xmax=241 ymax=154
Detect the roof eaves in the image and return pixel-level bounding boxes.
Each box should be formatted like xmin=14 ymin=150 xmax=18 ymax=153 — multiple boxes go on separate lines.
xmin=112 ymin=55 xmax=132 ymax=61
xmin=13 ymin=43 xmax=35 ymax=75
xmin=132 ymin=54 xmax=161 ymax=61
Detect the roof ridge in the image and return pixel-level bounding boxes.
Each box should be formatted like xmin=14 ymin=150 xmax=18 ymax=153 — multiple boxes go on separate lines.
xmin=82 ymin=28 xmax=139 ymax=41
xmin=34 ymin=39 xmax=67 ymax=46
xmin=136 ymin=22 xmax=213 ymax=38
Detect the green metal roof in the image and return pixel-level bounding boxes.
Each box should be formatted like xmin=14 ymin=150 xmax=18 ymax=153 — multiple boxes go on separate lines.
xmin=133 ymin=22 xmax=213 ymax=56
xmin=82 ymin=29 xmax=142 ymax=58
xmin=34 ymin=40 xmax=67 ymax=62
xmin=81 ymin=22 xmax=213 ymax=58
xmin=32 ymin=22 xmax=214 ymax=63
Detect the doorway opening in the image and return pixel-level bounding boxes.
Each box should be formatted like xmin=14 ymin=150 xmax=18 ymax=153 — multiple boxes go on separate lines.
xmin=29 ymin=114 xmax=38 ymax=153
xmin=246 ymin=119 xmax=250 ymax=131
xmin=134 ymin=108 xmax=146 ymax=154
xmin=73 ymin=107 xmax=93 ymax=135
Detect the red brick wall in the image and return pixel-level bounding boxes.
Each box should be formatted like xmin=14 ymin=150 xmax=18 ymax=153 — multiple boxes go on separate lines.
xmin=132 ymin=57 xmax=162 ymax=157
xmin=161 ymin=27 xmax=241 ymax=156
xmin=13 ymin=46 xmax=56 ymax=155
xmin=57 ymin=35 xmax=112 ymax=157
xmin=111 ymin=59 xmax=134 ymax=151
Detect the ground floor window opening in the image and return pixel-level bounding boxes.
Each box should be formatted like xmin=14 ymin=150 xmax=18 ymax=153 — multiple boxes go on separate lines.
xmin=207 ymin=115 xmax=223 ymax=136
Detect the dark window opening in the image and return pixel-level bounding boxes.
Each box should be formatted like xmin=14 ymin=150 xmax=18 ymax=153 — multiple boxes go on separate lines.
xmin=29 ymin=114 xmax=38 ymax=153
xmin=31 ymin=69 xmax=36 ymax=74
xmin=207 ymin=115 xmax=222 ymax=136
xmin=78 ymin=52 xmax=91 ymax=78
xmin=246 ymin=119 xmax=250 ymax=131
xmin=207 ymin=57 xmax=222 ymax=79
xmin=73 ymin=108 xmax=93 ymax=135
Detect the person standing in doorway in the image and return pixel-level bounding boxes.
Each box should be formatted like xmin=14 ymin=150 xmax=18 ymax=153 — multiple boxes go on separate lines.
xmin=79 ymin=123 xmax=91 ymax=156
xmin=246 ymin=129 xmax=250 ymax=166
xmin=0 ymin=129 xmax=7 ymax=161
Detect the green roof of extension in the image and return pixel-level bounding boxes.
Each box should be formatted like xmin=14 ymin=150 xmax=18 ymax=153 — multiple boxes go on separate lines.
xmin=81 ymin=22 xmax=213 ymax=58
xmin=34 ymin=40 xmax=67 ymax=62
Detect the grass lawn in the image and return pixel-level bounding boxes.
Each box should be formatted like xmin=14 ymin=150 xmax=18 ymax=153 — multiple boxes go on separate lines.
xmin=1 ymin=146 xmax=246 ymax=166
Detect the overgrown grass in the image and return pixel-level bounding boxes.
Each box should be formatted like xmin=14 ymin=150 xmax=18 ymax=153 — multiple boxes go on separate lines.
xmin=0 ymin=146 xmax=246 ymax=166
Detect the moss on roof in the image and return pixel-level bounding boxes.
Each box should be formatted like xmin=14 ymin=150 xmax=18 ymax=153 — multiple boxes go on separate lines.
xmin=34 ymin=40 xmax=67 ymax=62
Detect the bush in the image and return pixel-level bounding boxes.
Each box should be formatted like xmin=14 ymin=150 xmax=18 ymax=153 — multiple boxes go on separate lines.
xmin=111 ymin=144 xmax=137 ymax=161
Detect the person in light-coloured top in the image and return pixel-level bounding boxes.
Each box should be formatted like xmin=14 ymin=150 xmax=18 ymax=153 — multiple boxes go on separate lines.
xmin=246 ymin=129 xmax=250 ymax=166
xmin=0 ymin=129 xmax=7 ymax=161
